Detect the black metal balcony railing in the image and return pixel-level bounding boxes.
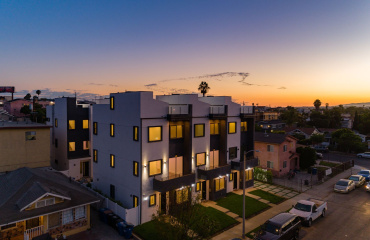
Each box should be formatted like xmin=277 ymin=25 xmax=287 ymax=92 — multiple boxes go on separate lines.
xmin=167 ymin=105 xmax=191 ymax=121
xmin=153 ymin=172 xmax=196 ymax=192
xmin=197 ymin=164 xmax=231 ymax=180
xmin=231 ymin=158 xmax=259 ymax=171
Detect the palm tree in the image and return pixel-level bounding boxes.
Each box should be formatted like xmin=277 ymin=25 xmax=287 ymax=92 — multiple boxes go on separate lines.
xmin=36 ymin=90 xmax=41 ymax=97
xmin=314 ymin=99 xmax=321 ymax=111
xmin=198 ymin=81 xmax=210 ymax=97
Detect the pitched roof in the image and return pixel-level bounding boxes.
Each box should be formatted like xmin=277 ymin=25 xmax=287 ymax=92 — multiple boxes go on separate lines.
xmin=255 ymin=132 xmax=296 ymax=144
xmin=284 ymin=127 xmax=316 ymax=136
xmin=0 ymin=168 xmax=100 ymax=226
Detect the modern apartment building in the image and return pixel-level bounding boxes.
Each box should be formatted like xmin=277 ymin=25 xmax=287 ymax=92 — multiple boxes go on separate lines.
xmin=92 ymin=92 xmax=256 ymax=224
xmin=46 ymin=97 xmax=92 ymax=180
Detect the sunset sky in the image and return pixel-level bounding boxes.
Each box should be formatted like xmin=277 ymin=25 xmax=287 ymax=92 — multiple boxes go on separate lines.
xmin=1 ymin=0 xmax=370 ymax=107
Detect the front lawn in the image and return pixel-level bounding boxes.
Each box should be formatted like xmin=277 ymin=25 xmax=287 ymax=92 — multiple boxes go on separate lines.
xmin=319 ymin=161 xmax=341 ymax=168
xmin=216 ymin=192 xmax=270 ymax=218
xmin=248 ymin=189 xmax=285 ymax=204
xmin=133 ymin=219 xmax=171 ymax=240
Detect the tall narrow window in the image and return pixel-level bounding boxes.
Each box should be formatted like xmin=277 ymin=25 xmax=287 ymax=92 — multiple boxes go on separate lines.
xmin=267 ymin=145 xmax=274 ymax=152
xmin=68 ymin=120 xmax=75 ymax=130
xmin=110 ymin=124 xmax=115 ymax=137
xmin=133 ymin=195 xmax=138 ymax=207
xmin=148 ymin=160 xmax=162 ymax=176
xmin=133 ymin=126 xmax=139 ymax=141
xmin=133 ymin=161 xmax=139 ymax=177
xmin=110 ymin=96 xmax=114 ymax=110
xmin=176 ymin=188 xmax=189 ymax=204
xmin=196 ymin=182 xmax=201 ymax=192
xmin=196 ymin=153 xmax=206 ymax=166
xmin=93 ymin=122 xmax=98 ymax=135
xmin=68 ymin=142 xmax=75 ymax=152
xmin=83 ymin=141 xmax=89 ymax=150
xmin=210 ymin=123 xmax=220 ymax=135
xmin=170 ymin=125 xmax=183 ymax=139
xmin=55 ymin=139 xmax=58 ymax=148
xmin=215 ymin=177 xmax=225 ymax=191
xmin=55 ymin=118 xmax=58 ymax=127
xmin=228 ymin=122 xmax=236 ymax=134
xmin=283 ymin=144 xmax=287 ymax=152
xmin=194 ymin=124 xmax=205 ymax=137
xmin=149 ymin=194 xmax=156 ymax=207
xmin=93 ymin=149 xmax=98 ymax=162
xmin=110 ymin=184 xmax=115 ymax=199
xmin=83 ymin=120 xmax=89 ymax=129
xmin=229 ymin=147 xmax=237 ymax=159
xmin=148 ymin=126 xmax=162 ymax=142
xmin=241 ymin=121 xmax=247 ymax=132
xmin=110 ymin=154 xmax=115 ymax=168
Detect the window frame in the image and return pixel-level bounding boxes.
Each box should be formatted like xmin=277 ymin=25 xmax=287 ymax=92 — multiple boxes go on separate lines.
xmin=25 ymin=131 xmax=36 ymax=141
xmin=214 ymin=177 xmax=225 ymax=192
xmin=283 ymin=144 xmax=287 ymax=152
xmin=149 ymin=194 xmax=156 ymax=207
xmin=148 ymin=159 xmax=163 ymax=177
xmin=93 ymin=122 xmax=98 ymax=135
xmin=283 ymin=161 xmax=287 ymax=168
xmin=68 ymin=142 xmax=75 ymax=152
xmin=241 ymin=121 xmax=247 ymax=132
xmin=83 ymin=141 xmax=90 ymax=150
xmin=228 ymin=122 xmax=237 ymax=134
xmin=55 ymin=138 xmax=58 ymax=148
xmin=83 ymin=120 xmax=89 ymax=129
xmin=210 ymin=123 xmax=220 ymax=135
xmin=133 ymin=126 xmax=139 ymax=141
xmin=133 ymin=195 xmax=138 ymax=208
xmin=133 ymin=161 xmax=139 ymax=177
xmin=110 ymin=184 xmax=115 ymax=199
xmin=170 ymin=125 xmax=183 ymax=139
xmin=194 ymin=123 xmax=205 ymax=138
xmin=196 ymin=152 xmax=206 ymax=167
xmin=55 ymin=118 xmax=58 ymax=128
xmin=110 ymin=154 xmax=115 ymax=168
xmin=148 ymin=126 xmax=162 ymax=142
xmin=110 ymin=124 xmax=115 ymax=137
xmin=267 ymin=145 xmax=274 ymax=152
xmin=93 ymin=149 xmax=98 ymax=163
xmin=110 ymin=96 xmax=114 ymax=110
xmin=229 ymin=147 xmax=237 ymax=159
xmin=196 ymin=182 xmax=201 ymax=192
xmin=229 ymin=173 xmax=233 ymax=181
xmin=68 ymin=120 xmax=75 ymax=130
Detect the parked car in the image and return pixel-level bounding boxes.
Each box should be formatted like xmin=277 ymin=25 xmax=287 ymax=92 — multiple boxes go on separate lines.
xmin=334 ymin=179 xmax=355 ymax=193
xmin=254 ymin=212 xmax=301 ymax=240
xmin=289 ymin=198 xmax=327 ymax=227
xmin=357 ymin=170 xmax=370 ymax=181
xmin=348 ymin=175 xmax=366 ymax=187
xmin=357 ymin=152 xmax=370 ymax=158
xmin=314 ymin=145 xmax=329 ymax=153
xmin=316 ymin=152 xmax=323 ymax=159
xmin=366 ymin=182 xmax=370 ymax=192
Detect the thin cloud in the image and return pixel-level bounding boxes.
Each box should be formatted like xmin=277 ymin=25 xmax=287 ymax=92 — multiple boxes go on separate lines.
xmin=278 ymin=87 xmax=287 ymax=90
xmin=89 ymin=83 xmax=104 ymax=86
xmin=109 ymin=84 xmax=118 ymax=87
xmin=144 ymin=83 xmax=157 ymax=87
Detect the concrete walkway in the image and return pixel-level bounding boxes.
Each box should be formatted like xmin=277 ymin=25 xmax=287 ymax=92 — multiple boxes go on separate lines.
xmin=211 ymin=166 xmax=361 ymax=240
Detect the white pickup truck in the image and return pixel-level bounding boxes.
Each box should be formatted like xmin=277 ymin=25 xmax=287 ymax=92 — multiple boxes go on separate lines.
xmin=289 ymin=198 xmax=327 ymax=227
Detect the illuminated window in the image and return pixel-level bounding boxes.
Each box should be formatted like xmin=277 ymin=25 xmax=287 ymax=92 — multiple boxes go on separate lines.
xmin=93 ymin=122 xmax=98 ymax=135
xmin=148 ymin=126 xmax=162 ymax=142
xmin=55 ymin=118 xmax=58 ymax=128
xmin=244 ymin=169 xmax=253 ymax=181
xmin=228 ymin=122 xmax=236 ymax=134
xmin=241 ymin=121 xmax=247 ymax=132
xmin=83 ymin=120 xmax=89 ymax=129
xmin=25 ymin=131 xmax=36 ymax=141
xmin=149 ymin=194 xmax=156 ymax=207
xmin=196 ymin=153 xmax=206 ymax=166
xmin=176 ymin=188 xmax=189 ymax=204
xmin=110 ymin=154 xmax=115 ymax=168
xmin=69 ymin=120 xmax=75 ymax=130
xmin=110 ymin=96 xmax=114 ymax=110
xmin=194 ymin=124 xmax=205 ymax=137
xmin=83 ymin=141 xmax=89 ymax=150
xmin=196 ymin=182 xmax=201 ymax=192
xmin=93 ymin=149 xmax=98 ymax=162
xmin=214 ymin=177 xmax=225 ymax=191
xmin=210 ymin=123 xmax=220 ymax=135
xmin=229 ymin=173 xmax=233 ymax=181
xmin=133 ymin=195 xmax=138 ymax=207
xmin=267 ymin=145 xmax=274 ymax=152
xmin=133 ymin=161 xmax=139 ymax=177
xmin=170 ymin=125 xmax=183 ymax=139
xmin=110 ymin=124 xmax=115 ymax=137
xmin=229 ymin=147 xmax=237 ymax=159
xmin=133 ymin=126 xmax=139 ymax=141
xmin=149 ymin=159 xmax=162 ymax=176
xmin=68 ymin=142 xmax=75 ymax=151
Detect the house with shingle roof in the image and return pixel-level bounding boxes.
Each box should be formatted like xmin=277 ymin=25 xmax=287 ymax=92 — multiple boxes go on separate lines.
xmin=0 ymin=167 xmax=100 ymax=240
xmin=254 ymin=132 xmax=299 ymax=177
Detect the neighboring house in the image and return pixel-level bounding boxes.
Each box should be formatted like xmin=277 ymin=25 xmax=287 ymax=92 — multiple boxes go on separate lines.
xmin=92 ymin=92 xmax=257 ymax=224
xmin=0 ymin=167 xmax=100 ymax=240
xmin=46 ymin=97 xmax=92 ymax=181
xmin=284 ymin=127 xmax=320 ymax=139
xmin=255 ymin=132 xmax=299 ymax=177
xmin=4 ymin=99 xmax=53 ymax=118
xmin=258 ymin=120 xmax=286 ymax=132
xmin=341 ymin=113 xmax=353 ymax=129
xmin=0 ymin=121 xmax=50 ymax=173
xmin=262 ymin=112 xmax=279 ymax=121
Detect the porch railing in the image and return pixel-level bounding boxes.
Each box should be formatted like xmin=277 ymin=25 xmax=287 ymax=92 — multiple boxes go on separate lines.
xmin=24 ymin=225 xmax=44 ymax=240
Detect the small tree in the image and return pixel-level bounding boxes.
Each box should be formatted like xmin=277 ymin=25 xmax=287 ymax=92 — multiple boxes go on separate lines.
xmin=20 ymin=105 xmax=31 ymax=115
xmin=198 ymin=81 xmax=210 ymax=97
xmin=24 ymin=93 xmax=31 ymax=100
xmin=313 ymin=99 xmax=321 ymax=111
xmin=297 ymin=147 xmax=317 ymax=170
xmin=36 ymin=90 xmax=41 ymax=97
xmin=309 ymin=134 xmax=325 ymax=145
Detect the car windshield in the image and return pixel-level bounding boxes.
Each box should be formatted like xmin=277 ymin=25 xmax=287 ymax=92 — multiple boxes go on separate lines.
xmin=294 ymin=202 xmax=311 ymax=212
xmin=336 ymin=181 xmax=349 ymax=186
xmin=349 ymin=176 xmax=359 ymax=181
xmin=358 ymin=171 xmax=368 ymax=175
xmin=263 ymin=222 xmax=280 ymax=235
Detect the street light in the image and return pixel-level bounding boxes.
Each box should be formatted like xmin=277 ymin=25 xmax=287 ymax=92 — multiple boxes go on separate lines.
xmin=242 ymin=149 xmax=260 ymax=239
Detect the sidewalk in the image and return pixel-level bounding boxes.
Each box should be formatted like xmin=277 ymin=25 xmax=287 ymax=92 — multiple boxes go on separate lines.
xmin=212 ymin=166 xmax=361 ymax=240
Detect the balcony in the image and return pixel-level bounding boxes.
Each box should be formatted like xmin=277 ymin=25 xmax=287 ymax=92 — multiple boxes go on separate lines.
xmin=209 ymin=105 xmax=227 ymax=119
xmin=231 ymin=158 xmax=259 ymax=171
xmin=197 ymin=164 xmax=231 ymax=180
xmin=153 ymin=172 xmax=196 ymax=192
xmin=24 ymin=225 xmax=44 ymax=240
xmin=240 ymin=106 xmax=254 ymax=118
xmin=167 ymin=105 xmax=191 ymax=121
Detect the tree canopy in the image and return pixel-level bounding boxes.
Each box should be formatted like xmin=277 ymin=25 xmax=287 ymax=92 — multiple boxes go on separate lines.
xmin=313 ymin=99 xmax=321 ymax=111
xmin=198 ymin=81 xmax=210 ymax=97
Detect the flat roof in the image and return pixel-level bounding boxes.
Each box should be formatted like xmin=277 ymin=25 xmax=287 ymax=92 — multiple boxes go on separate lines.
xmin=0 ymin=121 xmax=51 ymax=129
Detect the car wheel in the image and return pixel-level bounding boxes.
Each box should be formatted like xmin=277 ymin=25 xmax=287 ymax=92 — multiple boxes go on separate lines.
xmin=294 ymin=229 xmax=300 ymax=240
xmin=308 ymin=219 xmax=312 ymax=227
xmin=322 ymin=209 xmax=326 ymax=217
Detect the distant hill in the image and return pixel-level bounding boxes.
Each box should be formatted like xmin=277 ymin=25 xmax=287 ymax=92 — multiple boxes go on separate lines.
xmin=341 ymin=102 xmax=370 ymax=107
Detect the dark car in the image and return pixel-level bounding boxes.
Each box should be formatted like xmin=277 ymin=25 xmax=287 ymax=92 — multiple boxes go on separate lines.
xmin=254 ymin=213 xmax=301 ymax=240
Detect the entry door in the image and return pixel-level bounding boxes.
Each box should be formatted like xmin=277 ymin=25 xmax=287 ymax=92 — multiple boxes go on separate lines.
xmin=169 ymin=156 xmax=183 ymax=178
xmin=209 ymin=150 xmax=219 ymax=169
xmin=83 ymin=161 xmax=90 ymax=177
xmin=233 ymin=172 xmax=238 ymax=189
xmin=201 ymin=181 xmax=207 ymax=200
xmin=160 ymin=193 xmax=166 ymax=214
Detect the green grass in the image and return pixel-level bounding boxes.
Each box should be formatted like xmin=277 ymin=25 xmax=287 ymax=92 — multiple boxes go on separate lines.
xmin=133 ymin=219 xmax=170 ymax=240
xmin=216 ymin=192 xmax=270 ymax=218
xmin=319 ymin=161 xmax=341 ymax=168
xmin=248 ymin=189 xmax=285 ymax=204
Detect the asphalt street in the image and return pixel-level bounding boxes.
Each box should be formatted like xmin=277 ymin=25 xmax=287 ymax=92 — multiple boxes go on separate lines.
xmin=322 ymin=152 xmax=370 ymax=169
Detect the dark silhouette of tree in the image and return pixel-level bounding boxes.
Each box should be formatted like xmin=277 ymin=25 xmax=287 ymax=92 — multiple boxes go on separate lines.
xmin=20 ymin=105 xmax=31 ymax=115
xmin=296 ymin=147 xmax=317 ymax=170
xmin=198 ymin=81 xmax=210 ymax=97
xmin=353 ymin=111 xmax=360 ymax=130
xmin=313 ymin=99 xmax=321 ymax=111
xmin=24 ymin=93 xmax=31 ymax=100
xmin=36 ymin=90 xmax=41 ymax=97
xmin=325 ymin=103 xmax=329 ymax=110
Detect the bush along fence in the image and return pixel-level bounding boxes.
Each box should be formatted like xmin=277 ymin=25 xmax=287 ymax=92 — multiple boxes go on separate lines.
xmin=316 ymin=160 xmax=354 ymax=181
xmin=81 ymin=183 xmax=140 ymax=226
xmin=254 ymin=167 xmax=273 ymax=184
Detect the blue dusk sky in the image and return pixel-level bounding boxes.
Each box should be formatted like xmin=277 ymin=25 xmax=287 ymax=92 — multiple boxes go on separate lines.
xmin=1 ymin=0 xmax=370 ymax=106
